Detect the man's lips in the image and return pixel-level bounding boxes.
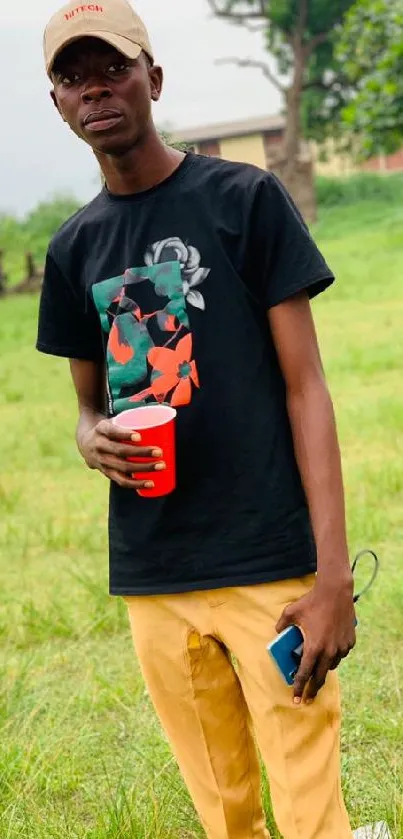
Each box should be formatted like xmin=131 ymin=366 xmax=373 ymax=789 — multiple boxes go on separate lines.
xmin=83 ymin=109 xmax=123 ymax=131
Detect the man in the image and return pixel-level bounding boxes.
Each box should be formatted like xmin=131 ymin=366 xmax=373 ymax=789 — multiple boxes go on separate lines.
xmin=37 ymin=1 xmax=356 ymax=836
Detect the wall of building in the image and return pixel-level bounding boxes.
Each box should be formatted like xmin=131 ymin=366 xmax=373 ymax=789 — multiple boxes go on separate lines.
xmin=262 ymin=130 xmax=283 ymax=168
xmin=198 ymin=139 xmax=220 ymax=157
xmin=219 ymin=133 xmax=267 ymax=170
xmin=189 ymin=127 xmax=403 ymax=177
xmin=361 ymin=148 xmax=403 ymax=173
xmin=311 ymin=139 xmax=358 ymax=177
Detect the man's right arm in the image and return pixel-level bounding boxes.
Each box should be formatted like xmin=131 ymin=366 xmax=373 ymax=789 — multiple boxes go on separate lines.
xmin=70 ymin=359 xmax=107 ymax=459
xmin=37 ymin=250 xmax=166 ymax=491
xmin=70 ymin=359 xmax=165 ymax=491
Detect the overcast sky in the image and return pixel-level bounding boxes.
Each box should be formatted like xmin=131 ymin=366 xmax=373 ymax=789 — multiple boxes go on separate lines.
xmin=1 ymin=0 xmax=281 ymax=216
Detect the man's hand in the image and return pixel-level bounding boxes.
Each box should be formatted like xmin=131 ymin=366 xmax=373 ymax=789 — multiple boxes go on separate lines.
xmin=276 ymin=574 xmax=356 ymax=704
xmin=79 ymin=418 xmax=165 ymax=491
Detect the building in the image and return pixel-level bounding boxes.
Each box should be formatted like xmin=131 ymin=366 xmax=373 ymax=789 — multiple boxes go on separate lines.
xmin=171 ymin=115 xmax=403 ymax=176
xmin=361 ymin=148 xmax=403 ymax=173
xmin=171 ymin=115 xmax=288 ymax=171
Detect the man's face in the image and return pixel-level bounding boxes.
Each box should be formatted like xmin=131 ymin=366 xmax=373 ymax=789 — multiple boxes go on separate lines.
xmin=51 ymin=37 xmax=163 ymax=155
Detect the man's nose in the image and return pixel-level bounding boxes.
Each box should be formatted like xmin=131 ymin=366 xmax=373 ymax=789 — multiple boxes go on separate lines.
xmin=81 ymin=84 xmax=112 ymax=104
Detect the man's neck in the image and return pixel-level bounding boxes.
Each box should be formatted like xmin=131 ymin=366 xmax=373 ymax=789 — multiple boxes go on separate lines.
xmin=96 ymin=128 xmax=185 ymax=196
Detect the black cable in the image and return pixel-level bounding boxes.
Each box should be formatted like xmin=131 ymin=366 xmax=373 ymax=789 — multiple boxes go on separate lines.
xmin=352 ymin=549 xmax=380 ymax=603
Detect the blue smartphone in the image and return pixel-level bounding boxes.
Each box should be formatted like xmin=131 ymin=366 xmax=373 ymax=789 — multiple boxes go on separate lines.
xmin=268 ymin=618 xmax=358 ymax=686
xmin=267 ymin=549 xmax=377 ymax=686
xmin=267 ymin=626 xmax=304 ymax=686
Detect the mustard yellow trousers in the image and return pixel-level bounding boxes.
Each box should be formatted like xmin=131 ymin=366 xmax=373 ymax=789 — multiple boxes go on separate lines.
xmin=125 ymin=575 xmax=353 ymax=839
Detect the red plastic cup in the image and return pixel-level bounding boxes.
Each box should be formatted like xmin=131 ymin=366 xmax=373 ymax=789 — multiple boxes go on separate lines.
xmin=112 ymin=405 xmax=177 ymax=498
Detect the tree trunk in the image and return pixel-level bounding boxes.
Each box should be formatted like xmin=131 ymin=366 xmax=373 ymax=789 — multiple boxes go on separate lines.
xmin=283 ymin=56 xmax=304 ymax=172
xmin=270 ymin=43 xmax=317 ymax=223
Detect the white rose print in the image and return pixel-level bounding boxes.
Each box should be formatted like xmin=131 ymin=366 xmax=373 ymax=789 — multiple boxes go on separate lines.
xmin=144 ymin=237 xmax=210 ymax=311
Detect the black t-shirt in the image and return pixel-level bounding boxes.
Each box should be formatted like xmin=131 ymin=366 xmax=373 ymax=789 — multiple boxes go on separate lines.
xmin=37 ymin=153 xmax=334 ymax=595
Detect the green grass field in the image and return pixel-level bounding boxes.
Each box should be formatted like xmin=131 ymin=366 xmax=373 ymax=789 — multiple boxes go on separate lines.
xmin=1 ymin=197 xmax=403 ymax=838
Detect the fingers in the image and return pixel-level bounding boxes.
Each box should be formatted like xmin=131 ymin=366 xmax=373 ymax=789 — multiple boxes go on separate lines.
xmin=293 ymin=647 xmax=317 ymax=704
xmin=97 ymin=419 xmax=158 ymax=450
xmin=105 ymin=469 xmax=155 ymax=491
xmin=97 ymin=419 xmax=141 ymax=443
xmin=92 ymin=420 xmax=165 ymax=490
xmin=295 ymin=643 xmax=353 ymax=704
xmin=101 ymin=455 xmax=165 ymax=476
xmin=304 ymin=655 xmax=333 ymax=702
xmin=276 ymin=604 xmax=295 ymax=634
xmin=99 ymin=439 xmax=163 ymax=460
xmin=329 ymin=654 xmax=343 ymax=671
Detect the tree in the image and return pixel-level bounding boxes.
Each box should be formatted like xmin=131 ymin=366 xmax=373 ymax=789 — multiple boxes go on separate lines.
xmin=207 ymin=0 xmax=357 ymax=219
xmin=23 ymin=195 xmax=81 ymax=241
xmin=159 ymin=130 xmax=190 ymax=153
xmin=337 ymin=0 xmax=403 ymax=159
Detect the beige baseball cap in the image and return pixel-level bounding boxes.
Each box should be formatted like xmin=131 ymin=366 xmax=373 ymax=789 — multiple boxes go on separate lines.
xmin=44 ymin=0 xmax=153 ymax=77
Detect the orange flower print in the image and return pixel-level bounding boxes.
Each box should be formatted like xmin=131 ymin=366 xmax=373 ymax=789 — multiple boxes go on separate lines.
xmin=128 ymin=332 xmax=199 ymax=406
xmin=108 ymin=321 xmax=135 ymax=364
xmin=149 ymin=333 xmax=199 ymax=407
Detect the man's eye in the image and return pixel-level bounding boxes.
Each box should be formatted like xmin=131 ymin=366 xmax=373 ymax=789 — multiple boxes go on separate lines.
xmin=107 ymin=62 xmax=128 ymax=74
xmin=60 ymin=73 xmax=80 ymax=85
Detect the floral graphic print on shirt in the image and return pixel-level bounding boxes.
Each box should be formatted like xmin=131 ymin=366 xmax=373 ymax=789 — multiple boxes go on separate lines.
xmin=92 ymin=239 xmax=210 ymax=415
xmin=145 ymin=237 xmax=210 ymax=311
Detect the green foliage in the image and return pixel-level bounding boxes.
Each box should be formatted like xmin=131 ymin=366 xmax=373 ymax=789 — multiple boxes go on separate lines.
xmin=0 ymin=195 xmax=81 ymax=284
xmin=216 ymin=0 xmax=353 ymax=35
xmin=338 ymin=0 xmax=403 ymax=158
xmin=23 ymin=196 xmax=81 ymax=241
xmin=316 ymin=172 xmax=403 ymax=207
xmin=265 ymin=0 xmax=354 ymax=43
xmin=159 ymin=129 xmax=190 ymax=153
xmin=301 ymin=39 xmax=353 ymax=143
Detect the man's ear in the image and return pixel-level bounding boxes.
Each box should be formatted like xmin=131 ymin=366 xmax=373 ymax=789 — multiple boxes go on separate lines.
xmin=149 ymin=65 xmax=163 ymax=103
xmin=50 ymin=89 xmax=66 ymax=122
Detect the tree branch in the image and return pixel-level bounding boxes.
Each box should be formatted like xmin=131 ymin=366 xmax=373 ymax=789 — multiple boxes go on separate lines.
xmin=288 ymin=0 xmax=308 ymax=49
xmin=303 ymin=73 xmax=350 ymax=92
xmin=303 ymin=78 xmax=329 ymax=92
xmin=207 ymin=0 xmax=266 ymax=20
xmin=303 ymin=77 xmax=334 ymax=92
xmin=304 ymin=31 xmax=329 ymax=56
xmin=216 ymin=57 xmax=286 ymax=93
xmin=244 ymin=21 xmax=267 ymax=32
xmin=298 ymin=0 xmax=308 ymax=38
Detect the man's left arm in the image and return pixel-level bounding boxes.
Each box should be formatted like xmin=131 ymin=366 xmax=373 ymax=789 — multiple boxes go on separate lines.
xmin=268 ymin=291 xmax=356 ymax=703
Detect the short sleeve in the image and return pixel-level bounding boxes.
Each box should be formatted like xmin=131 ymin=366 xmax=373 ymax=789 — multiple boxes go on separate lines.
xmin=36 ymin=250 xmax=104 ymax=361
xmin=247 ymin=173 xmax=334 ymax=309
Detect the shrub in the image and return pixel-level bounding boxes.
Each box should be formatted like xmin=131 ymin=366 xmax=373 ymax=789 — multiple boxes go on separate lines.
xmin=316 ymin=172 xmax=403 ymax=208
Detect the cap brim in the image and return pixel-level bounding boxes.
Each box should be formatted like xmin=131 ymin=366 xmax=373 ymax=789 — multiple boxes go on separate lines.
xmin=47 ymin=32 xmax=142 ymax=77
